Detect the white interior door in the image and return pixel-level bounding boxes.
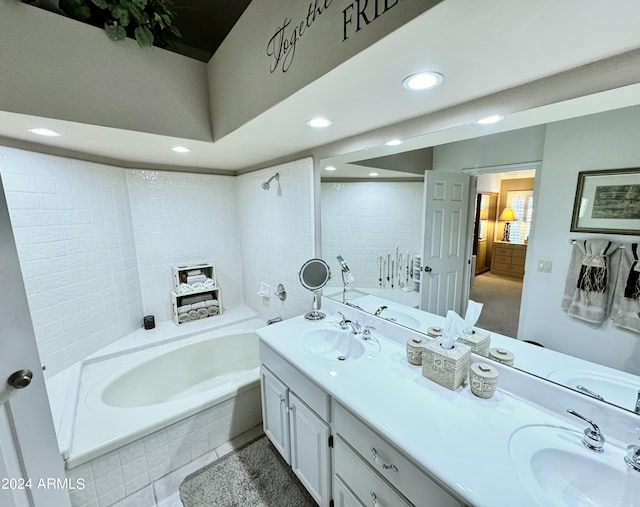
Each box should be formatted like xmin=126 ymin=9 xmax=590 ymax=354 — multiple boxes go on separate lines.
xmin=0 ymin=175 xmax=71 ymax=507
xmin=420 ymin=171 xmax=472 ymax=316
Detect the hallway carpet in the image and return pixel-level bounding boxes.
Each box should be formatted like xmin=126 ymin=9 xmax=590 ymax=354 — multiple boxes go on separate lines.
xmin=469 ymin=272 xmax=523 ymax=338
xmin=180 ymin=436 xmax=316 ymax=507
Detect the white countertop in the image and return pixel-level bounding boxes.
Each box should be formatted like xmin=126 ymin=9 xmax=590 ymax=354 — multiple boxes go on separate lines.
xmin=256 ymin=306 xmax=640 ymax=507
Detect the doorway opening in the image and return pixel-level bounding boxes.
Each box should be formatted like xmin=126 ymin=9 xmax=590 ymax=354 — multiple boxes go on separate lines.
xmin=469 ymin=166 xmax=537 ymax=338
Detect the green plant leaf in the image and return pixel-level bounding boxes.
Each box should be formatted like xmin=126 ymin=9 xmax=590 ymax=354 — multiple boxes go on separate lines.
xmin=111 ymin=5 xmax=130 ymax=26
xmin=134 ymin=25 xmax=154 ymax=47
xmin=128 ymin=3 xmax=144 ymax=22
xmin=132 ymin=0 xmax=147 ymax=9
xmin=59 ymin=0 xmax=91 ymax=19
xmin=104 ymin=21 xmax=126 ymax=41
xmin=91 ymin=0 xmax=108 ymax=9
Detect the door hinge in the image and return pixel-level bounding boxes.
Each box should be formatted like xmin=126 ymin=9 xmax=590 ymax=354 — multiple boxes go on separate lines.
xmin=328 ymin=435 xmax=333 ymax=448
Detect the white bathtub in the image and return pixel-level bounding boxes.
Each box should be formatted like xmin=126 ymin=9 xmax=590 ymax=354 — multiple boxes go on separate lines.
xmin=65 ymin=317 xmax=265 ymax=469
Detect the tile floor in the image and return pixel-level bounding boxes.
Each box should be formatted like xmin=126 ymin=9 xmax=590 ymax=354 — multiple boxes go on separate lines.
xmin=113 ymin=424 xmax=264 ymax=507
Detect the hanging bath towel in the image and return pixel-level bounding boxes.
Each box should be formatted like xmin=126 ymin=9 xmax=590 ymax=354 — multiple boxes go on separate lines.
xmin=561 ymin=239 xmax=621 ymax=324
xmin=611 ymin=243 xmax=640 ymax=334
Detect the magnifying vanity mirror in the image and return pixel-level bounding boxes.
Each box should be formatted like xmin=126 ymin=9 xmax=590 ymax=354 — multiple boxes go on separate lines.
xmin=299 ymin=258 xmax=332 ymax=320
xmin=319 ymin=84 xmax=640 ymax=415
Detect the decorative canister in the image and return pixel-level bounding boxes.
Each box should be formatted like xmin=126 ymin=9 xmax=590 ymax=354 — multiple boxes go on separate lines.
xmin=469 ymin=362 xmax=499 ymax=399
xmin=406 ymin=338 xmax=425 ymax=365
xmin=427 ymin=326 xmax=443 ymax=338
xmin=489 ymin=347 xmax=515 ymax=367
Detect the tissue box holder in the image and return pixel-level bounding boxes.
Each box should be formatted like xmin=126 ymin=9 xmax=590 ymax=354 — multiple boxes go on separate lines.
xmin=457 ymin=328 xmax=491 ymax=356
xmin=421 ymin=339 xmax=471 ymax=391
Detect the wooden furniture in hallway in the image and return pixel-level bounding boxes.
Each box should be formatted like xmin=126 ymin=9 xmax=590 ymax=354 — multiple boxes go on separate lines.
xmin=491 ymin=241 xmax=527 ymax=279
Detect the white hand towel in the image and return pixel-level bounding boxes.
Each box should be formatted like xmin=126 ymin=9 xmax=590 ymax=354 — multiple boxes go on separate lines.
xmin=208 ymin=306 xmax=220 ymax=317
xmin=177 ymin=304 xmax=192 ymax=313
xmin=186 ymin=269 xmax=202 ymax=276
xmin=191 ymin=301 xmax=207 ymax=310
xmin=178 ymin=312 xmax=189 ymax=324
xmin=205 ymin=299 xmax=219 ymax=307
xmin=204 ymin=278 xmax=215 ymax=288
xmin=191 ymin=282 xmax=206 ymax=291
xmin=188 ymin=309 xmax=198 ymax=321
xmin=187 ymin=274 xmax=207 ymax=284
xmin=197 ymin=308 xmax=209 ymax=319
xmin=179 ymin=283 xmax=192 ymax=294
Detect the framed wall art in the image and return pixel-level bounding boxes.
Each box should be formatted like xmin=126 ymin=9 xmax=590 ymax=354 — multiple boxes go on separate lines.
xmin=571 ymin=168 xmax=640 ymax=235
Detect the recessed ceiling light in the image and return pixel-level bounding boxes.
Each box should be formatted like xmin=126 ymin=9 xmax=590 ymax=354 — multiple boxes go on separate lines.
xmin=369 ymin=172 xmax=379 ymax=177
xmin=306 ymin=118 xmax=333 ymax=128
xmin=27 ymin=128 xmax=61 ymax=137
xmin=402 ymin=72 xmax=443 ymax=91
xmin=324 ymin=166 xmax=337 ymax=171
xmin=171 ymin=146 xmax=191 ymax=153
xmin=385 ymin=139 xmax=403 ymax=146
xmin=475 ymin=115 xmax=504 ymax=125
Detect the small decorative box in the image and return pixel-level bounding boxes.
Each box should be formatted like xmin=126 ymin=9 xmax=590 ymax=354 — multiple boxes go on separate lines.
xmin=406 ymin=337 xmax=426 ymax=365
xmin=489 ymin=347 xmax=515 ymax=366
xmin=457 ymin=328 xmax=491 ymax=357
xmin=469 ymin=362 xmax=499 ymax=399
xmin=421 ymin=339 xmax=471 ymax=391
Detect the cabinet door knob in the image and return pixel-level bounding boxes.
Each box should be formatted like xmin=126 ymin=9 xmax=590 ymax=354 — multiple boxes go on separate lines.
xmin=370 ymin=490 xmax=377 ymax=505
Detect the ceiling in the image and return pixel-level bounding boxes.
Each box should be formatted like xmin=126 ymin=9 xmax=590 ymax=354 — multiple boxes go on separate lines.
xmin=165 ymin=0 xmax=252 ymax=61
xmin=4 ymin=1 xmax=640 ymax=174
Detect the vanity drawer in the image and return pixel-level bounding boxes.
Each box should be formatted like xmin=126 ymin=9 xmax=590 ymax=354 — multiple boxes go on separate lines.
xmin=511 ymin=248 xmax=526 ymax=258
xmin=494 ymin=247 xmax=512 ymax=257
xmin=332 ymin=402 xmax=461 ymax=507
xmin=493 ymin=255 xmax=511 ymax=264
xmin=493 ymin=262 xmax=524 ymax=274
xmin=334 ymin=435 xmax=411 ymax=507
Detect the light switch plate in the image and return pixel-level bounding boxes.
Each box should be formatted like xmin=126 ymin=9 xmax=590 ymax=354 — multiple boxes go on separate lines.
xmin=537 ymin=260 xmax=553 ymax=273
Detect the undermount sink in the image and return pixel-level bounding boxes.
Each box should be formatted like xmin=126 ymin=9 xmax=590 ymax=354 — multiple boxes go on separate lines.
xmin=509 ymin=424 xmax=640 ymax=507
xmin=301 ymin=327 xmax=380 ymax=362
xmin=546 ymin=369 xmax=638 ymax=411
xmin=377 ymin=309 xmax=423 ymax=329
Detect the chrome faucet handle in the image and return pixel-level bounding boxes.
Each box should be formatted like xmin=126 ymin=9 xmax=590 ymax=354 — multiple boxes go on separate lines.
xmin=566 ymin=409 xmax=605 ymax=452
xmin=625 ymin=438 xmax=640 ymax=473
xmin=635 ymin=390 xmax=640 ymax=414
xmin=362 ymin=326 xmax=376 ymax=339
xmin=337 ymin=311 xmax=348 ymax=328
xmin=576 ymin=385 xmax=605 ymax=401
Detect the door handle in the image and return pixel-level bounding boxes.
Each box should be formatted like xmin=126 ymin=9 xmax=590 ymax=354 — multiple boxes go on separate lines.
xmin=7 ymin=369 xmax=33 ymax=389
xmin=423 ymin=266 xmax=432 ymax=273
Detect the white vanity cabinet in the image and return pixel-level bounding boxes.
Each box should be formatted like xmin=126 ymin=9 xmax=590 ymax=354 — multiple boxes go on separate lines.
xmin=260 ymin=342 xmax=331 ymax=507
xmin=333 ymin=401 xmax=463 ymax=507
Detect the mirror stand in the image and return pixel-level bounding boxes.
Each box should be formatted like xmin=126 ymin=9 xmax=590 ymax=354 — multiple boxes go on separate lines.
xmin=305 ymin=291 xmax=325 ymax=320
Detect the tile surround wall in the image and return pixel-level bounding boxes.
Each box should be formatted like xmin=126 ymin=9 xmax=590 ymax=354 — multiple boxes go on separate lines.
xmin=0 ymin=148 xmax=316 ymax=376
xmin=236 ymin=159 xmax=315 ymax=322
xmin=66 ymin=386 xmax=261 ymax=507
xmin=0 ymin=147 xmax=144 ymax=376
xmin=321 ymin=181 xmax=423 ymax=289
xmin=126 ymin=170 xmax=242 ymax=319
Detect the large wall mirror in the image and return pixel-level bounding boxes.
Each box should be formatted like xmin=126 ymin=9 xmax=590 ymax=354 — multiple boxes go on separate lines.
xmin=320 ymin=84 xmax=640 ymax=415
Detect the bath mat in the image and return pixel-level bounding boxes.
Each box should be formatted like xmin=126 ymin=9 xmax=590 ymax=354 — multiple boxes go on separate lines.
xmin=179 ymin=436 xmax=317 ymax=507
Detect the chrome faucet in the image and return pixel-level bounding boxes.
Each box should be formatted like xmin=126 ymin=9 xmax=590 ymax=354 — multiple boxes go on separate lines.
xmin=576 ymin=385 xmax=605 ymax=401
xmin=373 ymin=305 xmax=388 ymax=317
xmin=635 ymin=390 xmax=640 ymax=414
xmin=625 ymin=438 xmax=640 ymax=473
xmin=566 ymin=409 xmax=605 ymax=452
xmin=337 ymin=312 xmax=361 ymax=334
xmin=362 ymin=326 xmax=375 ymax=340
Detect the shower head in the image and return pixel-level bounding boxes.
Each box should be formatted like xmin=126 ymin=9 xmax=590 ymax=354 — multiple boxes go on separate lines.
xmin=262 ymin=172 xmax=280 ymax=190
xmin=336 ymin=255 xmax=350 ymax=273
